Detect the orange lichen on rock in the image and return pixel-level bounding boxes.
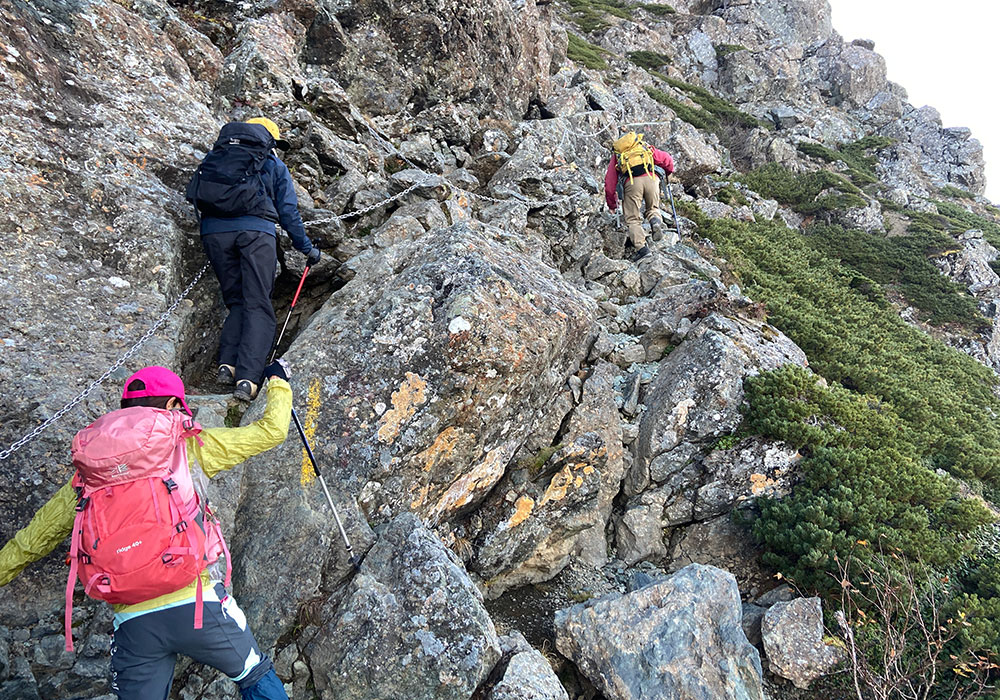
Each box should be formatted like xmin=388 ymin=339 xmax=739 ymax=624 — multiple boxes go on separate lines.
xmin=429 ymin=446 xmax=511 ymax=519
xmin=750 ymin=472 xmax=777 ymax=495
xmin=540 ymin=465 xmax=575 ymax=506
xmin=415 ymin=427 xmax=464 ymax=472
xmin=376 ymin=372 xmax=427 ymax=444
xmin=506 ymin=495 xmax=535 ymax=529
xmin=409 ymin=483 xmax=430 ymax=510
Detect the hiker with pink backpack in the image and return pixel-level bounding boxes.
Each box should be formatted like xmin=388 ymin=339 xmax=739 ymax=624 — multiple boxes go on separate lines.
xmin=0 ymin=364 xmax=294 ymax=700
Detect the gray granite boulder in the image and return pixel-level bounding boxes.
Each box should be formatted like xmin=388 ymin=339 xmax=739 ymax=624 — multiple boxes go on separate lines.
xmin=471 ymin=361 xmax=624 ymax=596
xmin=635 ymin=314 xmax=806 ymax=495
xmin=761 ymin=597 xmax=842 ymax=689
xmin=717 ymin=0 xmax=833 ymax=47
xmin=317 ymin=0 xmax=560 ymax=119
xmin=488 ymin=632 xmax=568 ymax=700
xmin=233 ymin=222 xmax=596 ymax=639
xmin=555 ymin=564 xmax=765 ymax=700
xmin=617 ymin=313 xmax=806 ymax=564
xmin=306 ymin=514 xmax=501 ymax=700
xmin=694 ymin=438 xmax=800 ymax=520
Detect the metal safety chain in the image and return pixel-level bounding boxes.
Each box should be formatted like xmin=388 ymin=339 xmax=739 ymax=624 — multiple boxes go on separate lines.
xmin=0 ymin=106 xmax=675 ymax=461
xmin=0 ymin=263 xmax=211 ymax=461
xmin=304 ymin=179 xmax=431 ymax=227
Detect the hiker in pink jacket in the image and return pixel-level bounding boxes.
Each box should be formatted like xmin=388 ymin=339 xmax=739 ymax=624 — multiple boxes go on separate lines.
xmin=0 ymin=365 xmax=294 ymax=700
xmin=605 ymin=132 xmax=675 ymax=261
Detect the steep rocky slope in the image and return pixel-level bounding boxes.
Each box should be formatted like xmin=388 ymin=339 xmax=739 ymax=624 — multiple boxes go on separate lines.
xmin=1 ymin=0 xmax=998 ymax=698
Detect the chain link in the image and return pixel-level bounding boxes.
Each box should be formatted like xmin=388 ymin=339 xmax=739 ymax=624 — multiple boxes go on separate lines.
xmin=304 ymin=179 xmax=432 ymax=227
xmin=0 ymin=104 xmax=677 ymax=462
xmin=455 ymin=187 xmax=594 ymax=209
xmin=0 ymin=263 xmax=211 ymax=462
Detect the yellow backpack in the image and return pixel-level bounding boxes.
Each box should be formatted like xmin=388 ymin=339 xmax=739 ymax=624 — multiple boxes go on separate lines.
xmin=612 ymin=131 xmax=655 ymax=183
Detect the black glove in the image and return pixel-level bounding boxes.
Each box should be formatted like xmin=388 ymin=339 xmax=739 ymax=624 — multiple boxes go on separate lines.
xmin=305 ymin=246 xmax=321 ymax=267
xmin=263 ymin=358 xmax=291 ymax=382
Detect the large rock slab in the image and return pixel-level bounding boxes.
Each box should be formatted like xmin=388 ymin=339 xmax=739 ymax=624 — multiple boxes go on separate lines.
xmin=232 ymin=222 xmax=596 ymax=637
xmin=881 ymin=105 xmax=986 ymax=194
xmin=471 ymin=360 xmax=624 ymax=596
xmin=219 ymin=13 xmax=308 ymax=106
xmin=555 ymin=563 xmax=765 ymax=700
xmin=717 ymin=0 xmax=833 ymax=47
xmin=306 ymin=514 xmax=501 ymax=700
xmin=617 ymin=314 xmax=806 ymax=564
xmin=0 ymin=3 xmax=218 ymax=671
xmin=636 ymin=314 xmax=806 ymax=492
xmin=304 ymin=222 xmax=596 ymax=523
xmin=311 ymin=0 xmax=560 ymax=118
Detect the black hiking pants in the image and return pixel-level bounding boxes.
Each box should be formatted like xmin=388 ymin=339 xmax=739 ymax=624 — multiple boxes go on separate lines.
xmin=202 ymin=230 xmax=277 ymax=384
xmin=109 ymin=584 xmax=286 ymax=699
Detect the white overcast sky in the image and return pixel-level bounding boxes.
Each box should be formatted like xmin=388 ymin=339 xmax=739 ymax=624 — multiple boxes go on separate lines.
xmin=826 ymin=0 xmax=1000 ymax=202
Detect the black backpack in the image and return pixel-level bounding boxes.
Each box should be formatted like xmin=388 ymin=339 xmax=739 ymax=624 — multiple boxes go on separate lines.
xmin=186 ymin=122 xmax=279 ymax=221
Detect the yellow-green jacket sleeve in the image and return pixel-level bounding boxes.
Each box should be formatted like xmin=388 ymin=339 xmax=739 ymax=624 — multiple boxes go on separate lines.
xmin=0 ymin=479 xmax=76 ymax=586
xmin=190 ymin=378 xmax=293 ymax=479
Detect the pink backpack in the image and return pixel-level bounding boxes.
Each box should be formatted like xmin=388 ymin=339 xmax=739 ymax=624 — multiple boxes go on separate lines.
xmin=64 ymin=406 xmax=229 ymax=652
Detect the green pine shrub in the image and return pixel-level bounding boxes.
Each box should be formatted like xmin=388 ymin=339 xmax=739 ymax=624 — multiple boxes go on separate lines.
xmin=683 ymin=205 xmax=1000 ymax=658
xmin=796 ymin=141 xmax=844 ymax=165
xmin=561 ymin=0 xmax=672 ymax=32
xmin=655 ymin=74 xmax=766 ymax=130
xmin=562 ymin=0 xmax=630 ymax=32
xmin=693 ymin=211 xmax=1000 ymax=485
xmin=940 ymin=185 xmax=976 ymax=200
xmin=644 ymin=86 xmax=718 ymax=131
xmin=715 ymin=185 xmax=748 ymax=207
xmin=936 ymin=200 xmax=1000 ymax=251
xmin=952 ymin=526 xmax=1000 ymax=653
xmin=796 ymin=136 xmax=893 ymax=188
xmin=640 ymin=3 xmax=676 ymax=16
xmin=714 ymin=43 xmax=747 ymax=60
xmin=805 ymin=223 xmax=984 ymax=326
xmin=628 ymin=50 xmax=672 ymax=70
xmin=738 ymin=163 xmax=864 ymax=215
xmin=566 ymin=32 xmax=609 ymax=70
xmin=877 ymin=197 xmax=904 ymax=213
xmin=745 ymin=366 xmax=993 ymax=592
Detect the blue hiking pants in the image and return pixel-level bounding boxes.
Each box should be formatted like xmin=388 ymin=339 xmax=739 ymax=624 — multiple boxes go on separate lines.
xmin=109 ymin=585 xmax=287 ymax=700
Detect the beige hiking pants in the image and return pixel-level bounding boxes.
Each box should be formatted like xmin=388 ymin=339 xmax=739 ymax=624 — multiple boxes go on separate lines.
xmin=622 ymin=174 xmax=663 ymax=247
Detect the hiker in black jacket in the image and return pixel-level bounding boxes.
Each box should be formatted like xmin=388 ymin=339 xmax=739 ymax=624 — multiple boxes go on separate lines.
xmin=190 ymin=117 xmax=320 ymax=402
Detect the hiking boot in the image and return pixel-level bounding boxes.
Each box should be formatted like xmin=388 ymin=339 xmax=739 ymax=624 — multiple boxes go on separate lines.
xmin=631 ymin=245 xmax=651 ymax=263
xmin=233 ymin=380 xmax=258 ymax=403
xmin=623 ymin=238 xmax=635 ymax=254
xmin=650 ymin=217 xmax=664 ymax=242
xmin=217 ymin=364 xmax=236 ymax=386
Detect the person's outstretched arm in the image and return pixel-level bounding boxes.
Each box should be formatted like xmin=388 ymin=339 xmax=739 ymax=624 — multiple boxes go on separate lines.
xmin=652 ymin=148 xmax=674 ymax=174
xmin=271 ymin=159 xmax=314 ymax=255
xmin=193 ymin=377 xmax=293 ymax=478
xmin=0 ymin=480 xmax=76 ymax=585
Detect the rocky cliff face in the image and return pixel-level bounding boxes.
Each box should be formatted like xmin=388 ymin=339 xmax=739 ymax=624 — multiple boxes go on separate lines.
xmin=0 ymin=0 xmax=995 ymax=698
